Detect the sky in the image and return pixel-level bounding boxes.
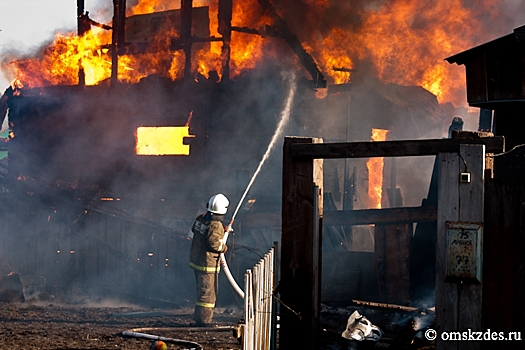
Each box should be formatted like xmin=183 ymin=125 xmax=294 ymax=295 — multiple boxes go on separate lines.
xmin=0 ymin=1 xmax=82 ymax=88
xmin=0 ymin=0 xmax=108 ymax=130
xmin=0 ymin=0 xmax=111 ymax=90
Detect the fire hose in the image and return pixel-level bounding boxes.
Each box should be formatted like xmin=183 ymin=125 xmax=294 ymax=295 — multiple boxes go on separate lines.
xmin=220 ymin=219 xmax=245 ymax=299
xmin=119 ymin=216 xmax=242 ymax=348
xmin=219 ymin=77 xmax=295 ymax=300
xmin=120 ymin=71 xmax=294 ymax=350
xmin=121 ymin=325 xmax=240 ymax=349
xmin=121 ymin=328 xmax=203 ymax=349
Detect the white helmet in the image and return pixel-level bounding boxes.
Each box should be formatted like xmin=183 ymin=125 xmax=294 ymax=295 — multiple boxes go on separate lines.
xmin=207 ymin=193 xmax=229 ymax=215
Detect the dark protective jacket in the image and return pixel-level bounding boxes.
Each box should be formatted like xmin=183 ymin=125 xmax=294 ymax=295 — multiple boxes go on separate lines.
xmin=189 ymin=212 xmax=227 ymax=273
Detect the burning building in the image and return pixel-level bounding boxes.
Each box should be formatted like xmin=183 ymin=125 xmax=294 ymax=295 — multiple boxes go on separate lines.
xmin=0 ymin=0 xmax=521 ymax=327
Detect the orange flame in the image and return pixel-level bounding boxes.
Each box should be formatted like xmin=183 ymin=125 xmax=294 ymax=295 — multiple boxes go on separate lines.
xmin=367 ymin=128 xmax=389 ymax=209
xmin=127 ymin=0 xmax=272 ymax=81
xmin=309 ymin=0 xmax=510 ymax=106
xmin=6 ymin=30 xmax=110 ymax=87
xmin=0 ymin=0 xmax=516 ymax=107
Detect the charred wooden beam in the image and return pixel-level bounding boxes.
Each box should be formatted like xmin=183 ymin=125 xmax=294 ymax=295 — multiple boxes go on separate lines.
xmin=116 ymin=0 xmax=126 ymax=49
xmin=325 ymin=206 xmax=437 ymax=226
xmin=351 ymin=299 xmax=434 ymax=313
xmin=180 ymin=0 xmax=193 ymax=79
xmin=77 ymin=0 xmax=87 ymax=86
xmin=241 ymin=205 xmax=436 ymax=228
xmin=78 ymin=8 xmax=112 ymax=33
xmin=333 ymin=67 xmax=355 ymax=73
xmin=85 ymin=17 xmax=112 ymax=31
xmin=231 ymin=26 xmax=259 ymax=35
xmin=255 ymin=0 xmax=326 ymax=88
xmin=77 ymin=1 xmax=88 ymax=36
xmin=218 ymin=0 xmax=232 ymax=82
xmin=111 ymin=0 xmax=126 ymax=86
xmin=231 ymin=23 xmax=327 ymax=88
xmin=291 ymin=136 xmax=505 ymax=159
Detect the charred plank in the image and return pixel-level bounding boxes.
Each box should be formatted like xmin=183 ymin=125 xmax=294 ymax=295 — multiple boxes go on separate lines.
xmin=291 ymin=137 xmax=505 ymax=159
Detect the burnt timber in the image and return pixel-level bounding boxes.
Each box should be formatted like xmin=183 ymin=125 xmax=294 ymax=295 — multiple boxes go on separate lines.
xmin=98 ymin=0 xmax=326 ymax=87
xmin=242 ymin=205 xmax=436 ymax=228
xmin=279 ymin=134 xmax=504 ymax=349
xmin=291 ymin=136 xmax=504 ymax=159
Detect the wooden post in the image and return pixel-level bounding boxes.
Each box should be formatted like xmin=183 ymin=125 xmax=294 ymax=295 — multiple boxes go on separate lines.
xmin=218 ymin=0 xmax=232 ymax=82
xmin=280 ymin=136 xmax=323 ymax=350
xmin=111 ymin=0 xmax=126 ymax=86
xmin=376 ymin=160 xmax=411 ymax=304
xmin=375 ymin=223 xmax=411 ymax=304
xmin=436 ymin=144 xmax=485 ymax=350
xmin=180 ymin=0 xmax=193 ymax=80
xmin=77 ymin=0 xmax=87 ymax=86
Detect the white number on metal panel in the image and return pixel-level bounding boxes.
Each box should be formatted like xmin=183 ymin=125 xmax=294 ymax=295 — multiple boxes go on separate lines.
xmin=445 ymin=221 xmax=482 ymax=283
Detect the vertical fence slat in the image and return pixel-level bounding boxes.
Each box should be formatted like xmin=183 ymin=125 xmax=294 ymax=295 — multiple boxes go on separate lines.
xmin=244 ymin=245 xmax=276 ymax=350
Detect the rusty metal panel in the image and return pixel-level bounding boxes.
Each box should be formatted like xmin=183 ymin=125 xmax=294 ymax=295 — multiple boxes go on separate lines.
xmin=445 ymin=221 xmax=483 ymax=283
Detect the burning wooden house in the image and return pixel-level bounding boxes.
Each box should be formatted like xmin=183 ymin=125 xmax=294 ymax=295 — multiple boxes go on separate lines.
xmin=0 ymin=3 xmax=491 ymax=348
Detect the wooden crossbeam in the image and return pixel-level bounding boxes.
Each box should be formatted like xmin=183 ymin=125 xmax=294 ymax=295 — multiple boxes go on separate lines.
xmin=241 ymin=205 xmax=437 ymax=228
xmin=324 ymin=205 xmax=437 ymax=226
xmin=291 ymin=137 xmax=504 ymax=159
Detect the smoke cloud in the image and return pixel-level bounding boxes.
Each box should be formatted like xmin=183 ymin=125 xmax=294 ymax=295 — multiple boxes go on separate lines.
xmin=1 ymin=0 xmax=522 ymax=308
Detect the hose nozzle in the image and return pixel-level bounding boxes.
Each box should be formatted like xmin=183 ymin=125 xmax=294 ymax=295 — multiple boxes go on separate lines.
xmin=226 ymin=218 xmax=235 ymax=233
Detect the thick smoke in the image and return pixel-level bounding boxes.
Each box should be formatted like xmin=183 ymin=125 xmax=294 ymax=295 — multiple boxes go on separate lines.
xmin=1 ymin=0 xmax=524 ymax=309
xmin=1 ymin=57 xmax=300 ymax=309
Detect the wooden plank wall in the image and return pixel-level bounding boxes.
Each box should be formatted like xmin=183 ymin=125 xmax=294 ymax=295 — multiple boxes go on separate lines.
xmin=375 ymin=223 xmax=411 ymax=304
xmin=436 ymin=145 xmax=485 ymax=350
xmin=280 ymin=136 xmax=323 ymax=350
xmin=482 ymin=179 xmax=525 ymax=349
xmin=0 ymin=209 xmax=194 ymax=305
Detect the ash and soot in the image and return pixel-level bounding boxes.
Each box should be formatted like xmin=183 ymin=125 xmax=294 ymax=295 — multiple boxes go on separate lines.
xmin=1 ymin=0 xmax=525 ymax=350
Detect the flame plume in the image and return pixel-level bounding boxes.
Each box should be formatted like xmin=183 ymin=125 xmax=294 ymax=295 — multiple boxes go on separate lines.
xmin=0 ymin=0 xmax=521 ymax=108
xmin=367 ymin=128 xmax=389 ymax=209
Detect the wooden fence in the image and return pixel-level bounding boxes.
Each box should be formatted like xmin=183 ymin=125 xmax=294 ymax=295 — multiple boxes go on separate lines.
xmin=243 ymin=244 xmax=277 ymax=350
xmin=0 ymin=203 xmax=194 ymax=306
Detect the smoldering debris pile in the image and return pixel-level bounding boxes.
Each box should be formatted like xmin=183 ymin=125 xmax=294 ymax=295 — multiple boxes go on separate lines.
xmin=320 ymin=302 xmax=435 ymax=349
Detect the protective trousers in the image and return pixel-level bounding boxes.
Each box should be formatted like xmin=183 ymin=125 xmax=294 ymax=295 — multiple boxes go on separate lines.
xmin=194 ymin=269 xmax=218 ymax=324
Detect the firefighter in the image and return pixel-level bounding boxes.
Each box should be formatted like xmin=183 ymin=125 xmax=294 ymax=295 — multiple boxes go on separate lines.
xmin=189 ymin=193 xmax=229 ymax=326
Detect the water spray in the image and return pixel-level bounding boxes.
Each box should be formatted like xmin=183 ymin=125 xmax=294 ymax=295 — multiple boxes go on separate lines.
xmin=221 ymin=74 xmax=296 ymax=298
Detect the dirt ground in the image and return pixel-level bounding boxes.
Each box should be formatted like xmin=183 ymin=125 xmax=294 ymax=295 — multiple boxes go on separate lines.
xmin=0 ymin=299 xmax=437 ymax=350
xmin=0 ymin=301 xmax=243 ymax=350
